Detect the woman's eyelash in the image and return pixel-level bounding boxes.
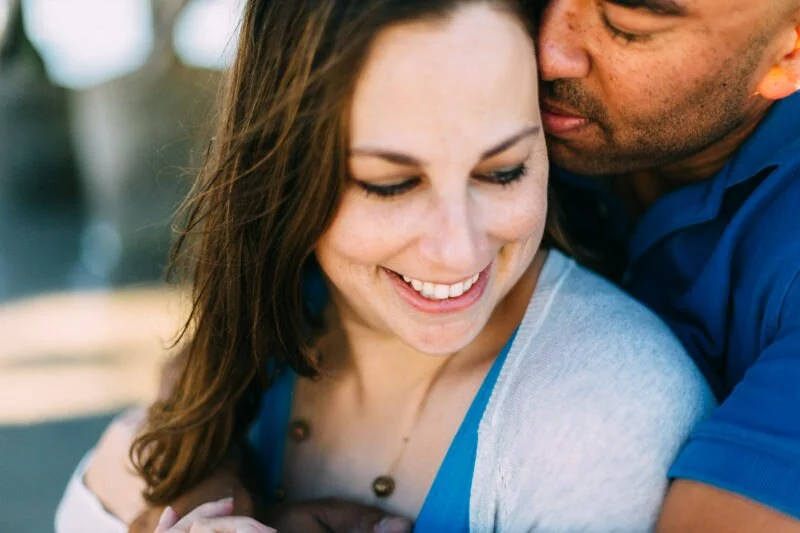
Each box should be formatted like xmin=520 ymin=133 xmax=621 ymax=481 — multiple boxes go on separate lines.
xmin=478 ymin=163 xmax=528 ymax=186
xmin=356 ymin=177 xmax=420 ymax=198
xmin=354 ymin=163 xmax=528 ymax=199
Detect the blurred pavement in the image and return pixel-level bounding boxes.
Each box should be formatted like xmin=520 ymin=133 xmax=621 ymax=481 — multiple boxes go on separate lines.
xmin=0 ymin=413 xmax=115 ymax=532
xmin=0 ymin=287 xmax=186 ymax=531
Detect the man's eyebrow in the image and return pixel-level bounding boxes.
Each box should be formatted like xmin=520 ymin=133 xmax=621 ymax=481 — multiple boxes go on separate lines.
xmin=349 ymin=125 xmax=541 ymax=166
xmin=605 ymin=0 xmax=686 ymax=16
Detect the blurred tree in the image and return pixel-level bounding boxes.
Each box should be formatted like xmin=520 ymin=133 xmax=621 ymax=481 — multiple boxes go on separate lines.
xmin=71 ymin=0 xmax=222 ymax=285
xmin=0 ymin=0 xmax=83 ymax=206
xmin=0 ymin=0 xmax=11 ymax=46
xmin=0 ymin=0 xmax=85 ymax=300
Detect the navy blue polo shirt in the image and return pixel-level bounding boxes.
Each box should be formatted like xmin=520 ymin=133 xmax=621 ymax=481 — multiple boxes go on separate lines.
xmin=554 ymin=91 xmax=800 ymax=518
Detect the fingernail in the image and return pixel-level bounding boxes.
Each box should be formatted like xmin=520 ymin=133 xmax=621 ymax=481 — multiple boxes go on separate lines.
xmin=155 ymin=506 xmax=179 ymax=533
xmin=374 ymin=517 xmax=412 ymax=533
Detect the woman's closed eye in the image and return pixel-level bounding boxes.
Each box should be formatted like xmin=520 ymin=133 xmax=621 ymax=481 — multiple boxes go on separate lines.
xmin=353 ymin=163 xmax=528 ymax=199
xmin=475 ymin=163 xmax=528 ymax=186
xmin=355 ymin=176 xmax=422 ymax=198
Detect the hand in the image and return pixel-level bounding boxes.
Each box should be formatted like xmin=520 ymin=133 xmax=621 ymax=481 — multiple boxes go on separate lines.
xmin=128 ymin=468 xmax=256 ymax=533
xmin=261 ymin=499 xmax=412 ymax=533
xmin=154 ymin=498 xmax=274 ymax=533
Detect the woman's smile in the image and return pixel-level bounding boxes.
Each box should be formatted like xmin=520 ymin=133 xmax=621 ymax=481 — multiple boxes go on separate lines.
xmin=383 ymin=262 xmax=493 ymax=314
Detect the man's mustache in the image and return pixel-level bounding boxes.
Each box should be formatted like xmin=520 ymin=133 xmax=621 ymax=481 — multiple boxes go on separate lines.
xmin=540 ymin=80 xmax=608 ymax=124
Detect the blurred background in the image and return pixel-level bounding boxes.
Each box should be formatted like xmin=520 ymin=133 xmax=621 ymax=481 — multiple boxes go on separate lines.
xmin=0 ymin=0 xmax=243 ymax=529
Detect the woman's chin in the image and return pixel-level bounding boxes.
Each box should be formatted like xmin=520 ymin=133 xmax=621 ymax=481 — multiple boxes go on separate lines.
xmin=397 ymin=321 xmax=485 ymax=357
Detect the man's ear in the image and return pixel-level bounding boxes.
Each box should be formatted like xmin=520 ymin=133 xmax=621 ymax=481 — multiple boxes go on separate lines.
xmin=757 ymin=27 xmax=800 ymax=100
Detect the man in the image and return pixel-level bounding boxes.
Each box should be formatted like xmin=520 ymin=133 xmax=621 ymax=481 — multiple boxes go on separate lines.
xmin=538 ymin=0 xmax=800 ymax=531
xmin=74 ymin=1 xmax=800 ymax=531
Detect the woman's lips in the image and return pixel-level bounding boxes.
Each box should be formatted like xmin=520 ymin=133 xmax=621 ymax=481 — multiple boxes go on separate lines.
xmin=384 ymin=264 xmax=492 ymax=315
xmin=541 ymin=100 xmax=591 ymax=137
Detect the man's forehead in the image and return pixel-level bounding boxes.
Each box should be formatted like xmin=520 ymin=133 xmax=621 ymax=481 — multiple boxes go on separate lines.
xmin=537 ymin=0 xmax=785 ymax=21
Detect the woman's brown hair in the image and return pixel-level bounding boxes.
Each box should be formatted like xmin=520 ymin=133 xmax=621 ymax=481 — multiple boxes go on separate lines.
xmin=132 ymin=0 xmax=557 ymax=504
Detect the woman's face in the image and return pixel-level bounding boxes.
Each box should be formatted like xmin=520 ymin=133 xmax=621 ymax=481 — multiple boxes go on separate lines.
xmin=315 ymin=3 xmax=548 ymax=355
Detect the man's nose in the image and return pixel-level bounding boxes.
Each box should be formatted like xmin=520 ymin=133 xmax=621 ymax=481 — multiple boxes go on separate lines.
xmin=537 ymin=0 xmax=591 ymax=82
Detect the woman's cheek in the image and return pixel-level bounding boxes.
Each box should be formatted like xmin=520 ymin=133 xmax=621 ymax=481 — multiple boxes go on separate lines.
xmin=319 ymin=191 xmax=422 ymax=266
xmin=489 ymin=176 xmax=548 ymax=244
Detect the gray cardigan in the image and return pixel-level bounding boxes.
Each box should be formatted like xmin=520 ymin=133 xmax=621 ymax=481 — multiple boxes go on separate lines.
xmin=469 ymin=250 xmax=715 ymax=532
xmin=55 ymin=251 xmax=714 ymax=532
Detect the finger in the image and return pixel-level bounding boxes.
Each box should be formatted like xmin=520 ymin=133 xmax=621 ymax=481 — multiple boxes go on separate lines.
xmin=285 ymin=499 xmax=412 ymax=533
xmin=371 ymin=517 xmax=413 ymax=533
xmin=171 ymin=498 xmax=235 ymax=529
xmin=128 ymin=506 xmax=164 ymax=533
xmin=170 ymin=516 xmax=275 ymax=533
xmin=166 ymin=471 xmax=252 ymax=517
xmin=154 ymin=506 xmax=180 ymax=533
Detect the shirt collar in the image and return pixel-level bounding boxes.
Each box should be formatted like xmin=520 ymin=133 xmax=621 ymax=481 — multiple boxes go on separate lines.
xmin=553 ymin=92 xmax=800 ymax=266
xmin=721 ymin=91 xmax=800 ymax=190
xmin=626 ymin=91 xmax=800 ymax=263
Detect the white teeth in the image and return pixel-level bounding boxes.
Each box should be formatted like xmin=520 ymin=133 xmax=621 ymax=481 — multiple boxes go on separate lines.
xmin=434 ymin=284 xmax=450 ymax=300
xmin=449 ymin=282 xmax=465 ymax=298
xmin=422 ymin=282 xmax=436 ymax=299
xmin=399 ymin=272 xmax=482 ymax=301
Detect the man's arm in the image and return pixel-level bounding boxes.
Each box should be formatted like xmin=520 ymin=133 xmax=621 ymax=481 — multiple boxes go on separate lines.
xmin=657 ymin=480 xmax=800 ymax=533
xmin=657 ymin=270 xmax=800 ymax=532
xmin=83 ymin=407 xmax=150 ymax=524
xmin=80 ymin=347 xmax=190 ymax=524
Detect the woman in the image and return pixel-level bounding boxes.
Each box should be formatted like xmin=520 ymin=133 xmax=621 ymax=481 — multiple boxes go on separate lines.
xmin=56 ymin=0 xmax=714 ymax=531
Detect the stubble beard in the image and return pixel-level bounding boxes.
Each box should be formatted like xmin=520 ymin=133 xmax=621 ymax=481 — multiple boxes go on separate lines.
xmin=544 ymin=33 xmax=772 ymax=177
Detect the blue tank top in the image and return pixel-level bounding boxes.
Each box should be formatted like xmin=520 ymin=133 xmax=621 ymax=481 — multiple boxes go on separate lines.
xmin=255 ymin=330 xmax=516 ymax=532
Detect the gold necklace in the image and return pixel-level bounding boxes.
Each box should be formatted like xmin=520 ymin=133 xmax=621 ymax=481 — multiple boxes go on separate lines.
xmin=285 ymin=354 xmax=454 ymax=500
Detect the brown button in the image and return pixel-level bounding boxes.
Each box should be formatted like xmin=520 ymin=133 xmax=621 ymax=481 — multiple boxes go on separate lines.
xmin=372 ymin=475 xmax=396 ymax=498
xmin=288 ymin=419 xmax=310 ymax=441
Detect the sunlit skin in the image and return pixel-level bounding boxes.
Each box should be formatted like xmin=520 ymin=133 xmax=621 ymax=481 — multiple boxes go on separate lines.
xmin=316 ymin=5 xmax=547 ymax=359
xmin=285 ymin=3 xmax=549 ymax=518
xmin=538 ymin=0 xmax=800 ymax=214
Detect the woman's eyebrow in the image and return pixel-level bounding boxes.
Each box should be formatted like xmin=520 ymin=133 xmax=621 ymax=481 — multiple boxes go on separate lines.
xmin=349 ymin=125 xmax=541 ymax=166
xmin=480 ymin=125 xmax=541 ymax=160
xmin=348 ymin=147 xmax=423 ymax=166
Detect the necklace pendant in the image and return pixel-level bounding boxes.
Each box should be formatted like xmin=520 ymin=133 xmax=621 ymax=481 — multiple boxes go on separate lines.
xmin=372 ymin=475 xmax=396 ymax=498
xmin=288 ymin=419 xmax=310 ymax=442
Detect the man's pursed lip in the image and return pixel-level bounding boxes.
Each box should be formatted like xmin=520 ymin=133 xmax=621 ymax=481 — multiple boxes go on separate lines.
xmin=540 ymin=100 xmax=591 ymax=136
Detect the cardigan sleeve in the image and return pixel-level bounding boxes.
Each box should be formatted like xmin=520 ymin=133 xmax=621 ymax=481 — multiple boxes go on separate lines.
xmin=471 ymin=261 xmax=715 ymax=532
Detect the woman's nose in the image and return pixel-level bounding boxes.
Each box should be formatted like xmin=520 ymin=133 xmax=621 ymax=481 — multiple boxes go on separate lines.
xmin=418 ymin=193 xmax=487 ymax=275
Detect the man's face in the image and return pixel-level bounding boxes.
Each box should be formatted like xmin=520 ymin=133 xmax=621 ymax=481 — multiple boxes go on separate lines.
xmin=537 ymin=0 xmax=794 ymax=175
